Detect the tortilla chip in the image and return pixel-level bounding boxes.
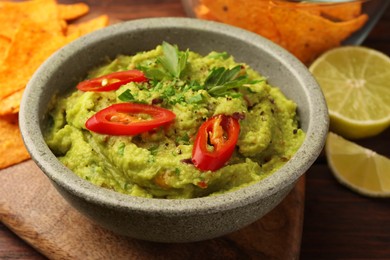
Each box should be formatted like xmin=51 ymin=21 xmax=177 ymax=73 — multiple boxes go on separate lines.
xmin=270 ymin=5 xmax=368 ymax=63
xmin=0 ymin=0 xmax=109 ymax=170
xmin=311 ymin=2 xmax=363 ymax=21
xmin=0 ymin=15 xmax=108 ymax=111
xmin=58 ymin=2 xmax=89 ymax=21
xmin=199 ymin=0 xmax=368 ymax=64
xmin=273 ymin=1 xmax=363 ymax=21
xmin=0 ymin=35 xmax=10 ymax=62
xmin=66 ymin=15 xmax=109 ymax=37
xmin=0 ymin=19 xmax=73 ymax=100
xmin=201 ymin=0 xmax=280 ymax=42
xmin=0 ymin=89 xmax=24 ymax=115
xmin=0 ymin=114 xmax=30 ymax=169
xmin=0 ymin=0 xmax=64 ymax=39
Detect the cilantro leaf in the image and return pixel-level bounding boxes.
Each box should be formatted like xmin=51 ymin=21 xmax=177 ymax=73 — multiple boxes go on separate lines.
xmin=158 ymin=41 xmax=188 ymax=79
xmin=183 ymin=81 xmax=203 ymax=92
xmin=144 ymin=68 xmax=168 ymax=81
xmin=118 ymin=89 xmax=136 ymax=101
xmin=118 ymin=89 xmax=146 ymax=104
xmin=117 ymin=142 xmax=125 ymax=156
xmin=187 ymin=94 xmax=205 ymax=104
xmin=148 ymin=145 xmax=159 ymax=156
xmin=203 ymin=65 xmax=249 ymax=97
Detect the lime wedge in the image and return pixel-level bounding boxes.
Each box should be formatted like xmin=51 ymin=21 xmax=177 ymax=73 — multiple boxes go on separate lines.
xmin=325 ymin=132 xmax=390 ymax=197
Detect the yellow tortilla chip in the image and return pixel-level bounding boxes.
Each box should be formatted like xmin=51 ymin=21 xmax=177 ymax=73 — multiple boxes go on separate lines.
xmin=0 ymin=19 xmax=73 ymax=100
xmin=199 ymin=0 xmax=368 ymax=64
xmin=0 ymin=0 xmax=109 ymax=169
xmin=270 ymin=5 xmax=368 ymax=64
xmin=267 ymin=0 xmax=363 ymax=21
xmin=201 ymin=0 xmax=280 ymax=42
xmin=0 ymin=4 xmax=109 ymax=116
xmin=0 ymin=0 xmax=65 ymax=39
xmin=0 ymin=114 xmax=30 ymax=169
xmin=0 ymin=89 xmax=24 ymax=115
xmin=58 ymin=2 xmax=89 ymax=21
xmin=274 ymin=1 xmax=363 ymax=21
xmin=0 ymin=16 xmax=109 ymax=109
xmin=0 ymin=35 xmax=10 ymax=62
xmin=310 ymin=2 xmax=362 ymax=21
xmin=66 ymin=15 xmax=109 ymax=37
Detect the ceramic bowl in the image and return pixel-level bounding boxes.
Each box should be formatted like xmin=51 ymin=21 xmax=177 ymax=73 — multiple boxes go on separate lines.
xmin=20 ymin=17 xmax=328 ymax=243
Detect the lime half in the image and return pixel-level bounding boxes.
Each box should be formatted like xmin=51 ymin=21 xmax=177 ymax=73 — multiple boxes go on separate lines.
xmin=310 ymin=46 xmax=390 ymax=139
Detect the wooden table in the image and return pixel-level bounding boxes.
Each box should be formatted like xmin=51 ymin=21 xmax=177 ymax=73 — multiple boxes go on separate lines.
xmin=1 ymin=1 xmax=389 ymax=259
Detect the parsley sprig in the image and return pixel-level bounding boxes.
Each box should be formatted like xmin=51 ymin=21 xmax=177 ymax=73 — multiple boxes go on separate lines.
xmin=203 ymin=65 xmax=249 ymax=97
xmin=144 ymin=42 xmax=188 ymax=80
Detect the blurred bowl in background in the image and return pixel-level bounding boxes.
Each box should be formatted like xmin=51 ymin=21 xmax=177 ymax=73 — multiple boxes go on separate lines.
xmin=181 ymin=0 xmax=389 ymax=65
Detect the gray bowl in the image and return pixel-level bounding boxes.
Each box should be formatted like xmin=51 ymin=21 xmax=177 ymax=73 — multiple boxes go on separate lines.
xmin=20 ymin=17 xmax=329 ymax=243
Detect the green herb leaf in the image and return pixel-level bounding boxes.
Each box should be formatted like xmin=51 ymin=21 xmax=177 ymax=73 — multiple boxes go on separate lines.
xmin=158 ymin=41 xmax=188 ymax=79
xmin=148 ymin=145 xmax=159 ymax=156
xmin=187 ymin=93 xmax=204 ymax=104
xmin=163 ymin=85 xmax=176 ymax=98
xmin=217 ymin=65 xmax=242 ymax=86
xmin=204 ymin=65 xmax=241 ymax=87
xmin=203 ymin=67 xmax=225 ymax=88
xmin=144 ymin=68 xmax=168 ymax=81
xmin=168 ymin=93 xmax=185 ymax=105
xmin=183 ymin=81 xmax=203 ymax=92
xmin=117 ymin=142 xmax=126 ymax=156
xmin=118 ymin=89 xmax=147 ymax=104
xmin=175 ymin=168 xmax=180 ymax=175
xmin=177 ymin=132 xmax=190 ymax=144
xmin=118 ymin=89 xmax=136 ymax=101
xmin=204 ymin=65 xmax=249 ymax=97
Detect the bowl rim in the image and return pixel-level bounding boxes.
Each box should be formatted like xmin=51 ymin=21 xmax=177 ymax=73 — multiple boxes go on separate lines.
xmin=20 ymin=17 xmax=329 ymax=215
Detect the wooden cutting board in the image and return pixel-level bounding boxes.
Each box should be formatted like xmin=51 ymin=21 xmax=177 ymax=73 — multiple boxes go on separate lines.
xmin=0 ymin=160 xmax=305 ymax=259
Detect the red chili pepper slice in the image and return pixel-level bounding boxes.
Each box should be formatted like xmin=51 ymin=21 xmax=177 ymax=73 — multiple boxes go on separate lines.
xmin=76 ymin=70 xmax=147 ymax=92
xmin=191 ymin=115 xmax=240 ymax=171
xmin=85 ymin=103 xmax=176 ymax=135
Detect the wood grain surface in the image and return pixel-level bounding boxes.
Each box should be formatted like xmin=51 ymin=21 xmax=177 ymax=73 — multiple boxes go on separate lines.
xmin=0 ymin=160 xmax=305 ymax=259
xmin=1 ymin=0 xmax=390 ymax=259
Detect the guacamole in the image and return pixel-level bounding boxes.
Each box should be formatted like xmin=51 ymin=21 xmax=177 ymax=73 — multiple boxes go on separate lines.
xmin=45 ymin=43 xmax=305 ymax=199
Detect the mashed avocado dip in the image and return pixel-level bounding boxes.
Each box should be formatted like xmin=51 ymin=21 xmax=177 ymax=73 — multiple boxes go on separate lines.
xmin=45 ymin=42 xmax=305 ymax=199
